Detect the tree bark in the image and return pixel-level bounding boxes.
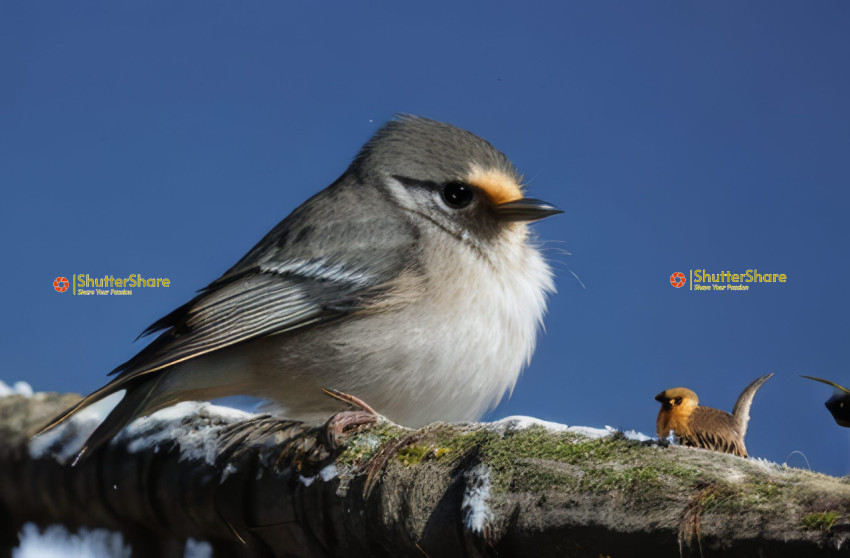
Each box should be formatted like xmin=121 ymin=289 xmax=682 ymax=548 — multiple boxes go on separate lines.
xmin=1 ymin=391 xmax=849 ymax=558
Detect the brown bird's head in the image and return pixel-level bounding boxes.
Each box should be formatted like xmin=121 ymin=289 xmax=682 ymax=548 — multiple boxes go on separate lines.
xmin=655 ymin=387 xmax=699 ymax=413
xmin=655 ymin=387 xmax=701 ymax=442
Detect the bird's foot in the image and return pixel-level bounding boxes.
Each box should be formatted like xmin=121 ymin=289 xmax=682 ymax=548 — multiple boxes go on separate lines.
xmin=320 ymin=388 xmax=382 ymax=452
xmin=216 ymin=414 xmax=328 ymax=470
xmin=321 ymin=387 xmax=419 ymax=496
xmin=213 ymin=389 xmax=382 ymax=474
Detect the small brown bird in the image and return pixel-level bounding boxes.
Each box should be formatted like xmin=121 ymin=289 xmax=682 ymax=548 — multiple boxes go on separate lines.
xmin=654 ymin=373 xmax=773 ymax=458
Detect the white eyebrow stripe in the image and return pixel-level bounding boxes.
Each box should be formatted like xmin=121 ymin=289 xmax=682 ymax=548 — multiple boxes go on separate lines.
xmin=382 ymin=175 xmax=419 ymax=211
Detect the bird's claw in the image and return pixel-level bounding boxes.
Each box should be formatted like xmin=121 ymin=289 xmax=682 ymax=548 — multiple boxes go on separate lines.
xmin=320 ymin=388 xmax=382 ymax=451
xmin=322 ymin=387 xmax=380 ymax=416
xmin=322 ymin=410 xmax=380 ymax=451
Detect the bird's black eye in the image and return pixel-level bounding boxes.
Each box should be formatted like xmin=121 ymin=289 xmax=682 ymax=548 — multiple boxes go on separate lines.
xmin=441 ymin=182 xmax=474 ymax=209
xmin=674 ymin=397 xmax=683 ymax=405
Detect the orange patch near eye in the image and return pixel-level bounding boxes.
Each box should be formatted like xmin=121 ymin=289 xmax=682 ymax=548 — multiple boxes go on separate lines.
xmin=465 ymin=165 xmax=523 ymax=205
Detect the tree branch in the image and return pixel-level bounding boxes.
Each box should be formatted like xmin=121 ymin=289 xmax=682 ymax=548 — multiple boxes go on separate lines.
xmin=1 ymin=391 xmax=849 ymax=557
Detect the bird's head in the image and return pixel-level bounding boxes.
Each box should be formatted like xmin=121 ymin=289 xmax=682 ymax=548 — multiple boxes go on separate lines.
xmin=655 ymin=387 xmax=699 ymax=413
xmin=347 ymin=115 xmax=562 ymax=255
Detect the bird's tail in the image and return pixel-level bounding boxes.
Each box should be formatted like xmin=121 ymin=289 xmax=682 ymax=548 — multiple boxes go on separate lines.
xmin=34 ymin=373 xmax=164 ymax=464
xmin=731 ymin=372 xmax=774 ymax=438
xmin=800 ymin=375 xmax=850 ymax=395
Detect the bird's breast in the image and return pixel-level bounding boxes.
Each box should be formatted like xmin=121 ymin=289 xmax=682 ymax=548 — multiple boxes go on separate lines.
xmin=264 ymin=231 xmax=554 ymax=427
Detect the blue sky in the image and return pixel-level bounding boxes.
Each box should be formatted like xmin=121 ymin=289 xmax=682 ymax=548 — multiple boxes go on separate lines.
xmin=3 ymin=2 xmax=850 ymax=476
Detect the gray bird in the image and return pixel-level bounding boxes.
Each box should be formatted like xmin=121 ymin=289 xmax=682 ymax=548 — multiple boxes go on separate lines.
xmin=37 ymin=115 xmax=562 ymax=461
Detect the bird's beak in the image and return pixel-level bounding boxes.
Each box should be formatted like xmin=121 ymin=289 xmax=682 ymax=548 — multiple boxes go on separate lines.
xmin=654 ymin=392 xmax=666 ymax=403
xmin=495 ymin=198 xmax=563 ymax=223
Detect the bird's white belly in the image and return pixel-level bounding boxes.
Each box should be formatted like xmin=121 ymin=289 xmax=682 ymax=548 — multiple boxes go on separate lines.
xmin=275 ymin=236 xmax=554 ymax=426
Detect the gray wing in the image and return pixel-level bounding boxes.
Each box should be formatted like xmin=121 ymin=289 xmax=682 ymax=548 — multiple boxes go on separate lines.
xmin=110 ymin=264 xmax=370 ymax=379
xmin=730 ymin=372 xmax=773 ymax=437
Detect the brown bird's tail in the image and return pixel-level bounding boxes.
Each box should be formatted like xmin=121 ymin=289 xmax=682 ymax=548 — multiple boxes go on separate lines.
xmin=731 ymin=372 xmax=773 ymax=439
